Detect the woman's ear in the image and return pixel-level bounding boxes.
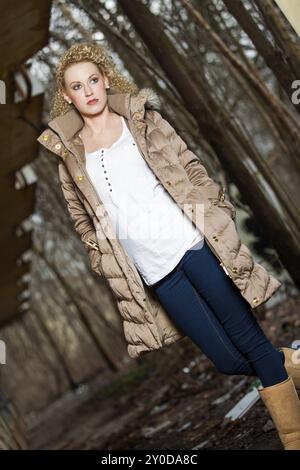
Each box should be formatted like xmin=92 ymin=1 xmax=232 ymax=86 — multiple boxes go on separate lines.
xmin=103 ymin=73 xmax=110 ymax=89
xmin=63 ymin=93 xmax=72 ymax=104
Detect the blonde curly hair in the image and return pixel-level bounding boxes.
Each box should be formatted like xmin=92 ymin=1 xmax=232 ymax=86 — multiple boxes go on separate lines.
xmin=49 ymin=41 xmax=139 ymax=120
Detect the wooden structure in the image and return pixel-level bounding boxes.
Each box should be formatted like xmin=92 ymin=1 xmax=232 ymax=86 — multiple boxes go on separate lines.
xmin=0 ymin=0 xmax=52 ymax=326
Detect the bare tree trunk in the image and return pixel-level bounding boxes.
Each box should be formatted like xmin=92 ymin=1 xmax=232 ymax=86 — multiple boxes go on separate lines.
xmin=223 ymin=0 xmax=300 ymax=113
xmin=30 ymin=307 xmax=77 ymax=390
xmin=252 ymin=0 xmax=300 ymax=76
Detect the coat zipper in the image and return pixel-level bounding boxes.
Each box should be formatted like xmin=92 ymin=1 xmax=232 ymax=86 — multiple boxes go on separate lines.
xmin=71 ymin=151 xmax=103 ymax=252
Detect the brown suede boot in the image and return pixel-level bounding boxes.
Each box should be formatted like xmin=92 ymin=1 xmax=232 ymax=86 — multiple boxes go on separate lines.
xmin=258 ymin=376 xmax=300 ymax=450
xmin=279 ymin=347 xmax=300 ymax=390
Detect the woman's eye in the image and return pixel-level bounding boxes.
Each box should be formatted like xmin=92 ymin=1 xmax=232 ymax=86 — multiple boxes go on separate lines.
xmin=72 ymin=78 xmax=98 ymax=90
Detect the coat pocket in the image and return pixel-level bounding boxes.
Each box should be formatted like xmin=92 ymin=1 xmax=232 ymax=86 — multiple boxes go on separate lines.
xmin=85 ymin=237 xmax=100 ymax=251
xmin=209 ymin=187 xmax=236 ymax=220
xmin=87 ymin=243 xmax=103 ymax=277
xmin=84 ymin=236 xmax=103 ymax=276
xmin=214 ymin=199 xmax=236 ymax=220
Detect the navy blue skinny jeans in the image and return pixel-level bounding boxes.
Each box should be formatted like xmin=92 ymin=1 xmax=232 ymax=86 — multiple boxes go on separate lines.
xmin=152 ymin=239 xmax=287 ymax=387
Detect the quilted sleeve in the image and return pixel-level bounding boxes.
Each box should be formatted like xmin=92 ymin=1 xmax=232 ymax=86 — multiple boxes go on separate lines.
xmin=147 ymin=110 xmax=236 ymax=219
xmin=58 ymin=162 xmax=102 ymax=275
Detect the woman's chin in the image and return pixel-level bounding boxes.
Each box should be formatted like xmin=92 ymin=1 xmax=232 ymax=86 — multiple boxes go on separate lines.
xmin=80 ymin=104 xmax=103 ymax=116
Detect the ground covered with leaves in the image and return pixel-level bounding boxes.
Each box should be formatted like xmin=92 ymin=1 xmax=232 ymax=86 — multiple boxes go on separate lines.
xmin=26 ymin=295 xmax=300 ymax=450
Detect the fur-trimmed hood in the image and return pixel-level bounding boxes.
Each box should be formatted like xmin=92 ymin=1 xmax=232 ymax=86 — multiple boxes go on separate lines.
xmin=43 ymin=87 xmax=161 ymax=144
xmin=133 ymin=87 xmax=161 ymax=111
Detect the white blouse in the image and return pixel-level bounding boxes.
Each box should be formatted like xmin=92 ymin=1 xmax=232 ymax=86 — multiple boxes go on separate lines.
xmin=84 ymin=115 xmax=204 ymax=286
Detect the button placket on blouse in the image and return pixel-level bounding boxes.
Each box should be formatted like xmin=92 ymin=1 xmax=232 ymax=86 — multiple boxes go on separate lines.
xmin=100 ymin=148 xmax=112 ymax=193
xmin=100 ymin=147 xmax=120 ymax=208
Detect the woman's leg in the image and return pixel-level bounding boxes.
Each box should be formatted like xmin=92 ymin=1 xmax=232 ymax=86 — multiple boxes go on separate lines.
xmin=179 ymin=239 xmax=287 ymax=387
xmin=152 ymin=264 xmax=256 ymax=376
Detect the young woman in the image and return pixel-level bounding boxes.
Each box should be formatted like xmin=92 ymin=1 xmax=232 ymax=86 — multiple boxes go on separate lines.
xmin=37 ymin=42 xmax=300 ymax=449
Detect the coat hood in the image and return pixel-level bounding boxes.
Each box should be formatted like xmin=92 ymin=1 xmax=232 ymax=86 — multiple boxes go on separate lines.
xmin=37 ymin=87 xmax=161 ymax=150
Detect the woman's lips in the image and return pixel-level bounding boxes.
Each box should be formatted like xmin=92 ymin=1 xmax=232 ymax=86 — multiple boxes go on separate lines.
xmin=87 ymin=99 xmax=99 ymax=105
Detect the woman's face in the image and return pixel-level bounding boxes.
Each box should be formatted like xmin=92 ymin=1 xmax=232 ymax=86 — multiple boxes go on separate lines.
xmin=63 ymin=61 xmax=109 ymax=116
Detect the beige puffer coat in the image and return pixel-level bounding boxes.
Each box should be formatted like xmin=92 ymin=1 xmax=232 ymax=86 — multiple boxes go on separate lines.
xmin=37 ymin=87 xmax=282 ymax=359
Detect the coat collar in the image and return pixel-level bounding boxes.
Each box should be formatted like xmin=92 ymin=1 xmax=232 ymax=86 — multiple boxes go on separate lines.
xmin=47 ymin=87 xmax=160 ymax=143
